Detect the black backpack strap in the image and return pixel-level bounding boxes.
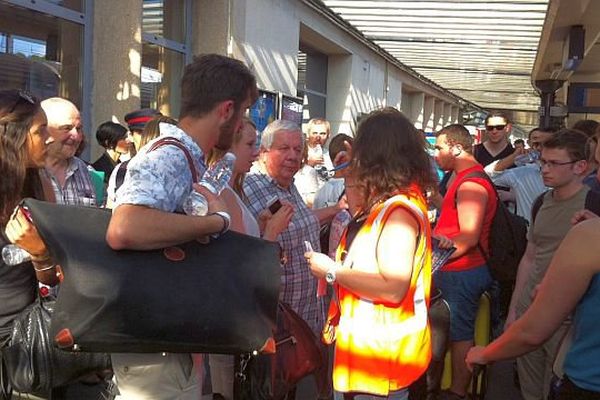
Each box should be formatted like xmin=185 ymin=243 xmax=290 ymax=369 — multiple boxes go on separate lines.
xmin=530 ymin=191 xmax=548 ymax=225
xmin=585 ymin=189 xmax=600 ymax=216
xmin=114 ymin=160 xmax=130 ymax=192
xmin=453 ymin=170 xmax=499 ymax=206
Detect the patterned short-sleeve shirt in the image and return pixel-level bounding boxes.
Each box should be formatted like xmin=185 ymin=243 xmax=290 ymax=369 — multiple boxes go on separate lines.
xmin=243 ymin=172 xmax=323 ymax=334
xmin=43 ymin=157 xmax=97 ymax=207
xmin=115 ymin=123 xmax=206 ymax=212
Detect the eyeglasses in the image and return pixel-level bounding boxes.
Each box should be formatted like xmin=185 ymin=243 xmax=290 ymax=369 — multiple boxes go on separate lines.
xmin=486 ymin=125 xmax=506 ymax=131
xmin=536 ymin=159 xmax=582 ymax=168
xmin=9 ymin=90 xmax=36 ymax=114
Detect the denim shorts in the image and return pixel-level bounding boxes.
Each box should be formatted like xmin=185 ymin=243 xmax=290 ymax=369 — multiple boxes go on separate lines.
xmin=433 ymin=264 xmax=493 ymax=342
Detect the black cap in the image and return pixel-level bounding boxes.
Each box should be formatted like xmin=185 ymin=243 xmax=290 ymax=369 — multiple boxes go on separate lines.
xmin=124 ymin=108 xmax=161 ymax=131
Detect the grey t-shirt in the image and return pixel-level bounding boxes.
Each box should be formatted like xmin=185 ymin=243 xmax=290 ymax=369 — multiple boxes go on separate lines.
xmin=516 ymin=186 xmax=589 ymax=315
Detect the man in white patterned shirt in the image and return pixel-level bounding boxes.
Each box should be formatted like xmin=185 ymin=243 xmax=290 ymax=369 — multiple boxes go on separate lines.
xmin=41 ymin=97 xmax=97 ymax=207
xmin=106 ymin=54 xmax=257 ymax=400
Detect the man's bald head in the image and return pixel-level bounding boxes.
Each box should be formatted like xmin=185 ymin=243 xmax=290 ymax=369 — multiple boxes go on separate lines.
xmin=41 ymin=97 xmax=78 ymax=119
xmin=41 ymin=97 xmax=83 ymax=161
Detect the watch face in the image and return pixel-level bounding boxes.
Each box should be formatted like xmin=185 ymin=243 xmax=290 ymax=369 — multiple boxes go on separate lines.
xmin=326 ymin=270 xmax=336 ymax=284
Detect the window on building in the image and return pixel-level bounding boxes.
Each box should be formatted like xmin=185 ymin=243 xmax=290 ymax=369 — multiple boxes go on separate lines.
xmin=142 ymin=0 xmax=189 ymax=118
xmin=0 ymin=1 xmax=83 ymax=107
xmin=297 ymin=45 xmax=328 ymax=123
xmin=141 ymin=43 xmax=184 ymax=117
xmin=45 ymin=0 xmax=84 ymax=13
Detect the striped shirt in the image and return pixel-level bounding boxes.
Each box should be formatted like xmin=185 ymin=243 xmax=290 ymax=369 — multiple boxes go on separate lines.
xmin=243 ymin=172 xmax=323 ymax=334
xmin=486 ymin=162 xmax=547 ymax=223
xmin=43 ymin=157 xmax=97 ymax=207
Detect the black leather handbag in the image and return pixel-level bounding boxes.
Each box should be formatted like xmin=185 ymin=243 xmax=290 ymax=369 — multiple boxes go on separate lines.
xmin=22 ymin=198 xmax=281 ymax=354
xmin=1 ymin=295 xmax=111 ymax=397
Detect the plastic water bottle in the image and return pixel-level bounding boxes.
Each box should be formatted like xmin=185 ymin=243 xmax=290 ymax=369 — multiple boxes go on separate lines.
xmin=182 ymin=152 xmax=236 ymax=216
xmin=514 ymin=150 xmax=540 ymax=167
xmin=2 ymin=244 xmax=31 ymax=266
xmin=308 ymin=144 xmax=323 ymax=164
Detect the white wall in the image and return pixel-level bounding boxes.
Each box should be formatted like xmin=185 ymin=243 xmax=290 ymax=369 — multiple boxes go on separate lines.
xmin=234 ymin=0 xmax=299 ymax=95
xmin=232 ymin=0 xmax=461 ymax=136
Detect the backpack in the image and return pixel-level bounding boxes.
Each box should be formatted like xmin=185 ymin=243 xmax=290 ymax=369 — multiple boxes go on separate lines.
xmin=531 ymin=188 xmax=600 ymax=225
xmin=455 ymin=171 xmax=529 ymax=283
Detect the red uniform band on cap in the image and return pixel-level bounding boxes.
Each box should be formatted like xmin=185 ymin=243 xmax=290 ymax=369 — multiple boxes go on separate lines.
xmin=127 ymin=116 xmax=153 ymax=125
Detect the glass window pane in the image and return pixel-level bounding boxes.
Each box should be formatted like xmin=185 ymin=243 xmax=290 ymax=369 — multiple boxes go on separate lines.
xmin=45 ymin=0 xmax=84 ymax=13
xmin=302 ymin=92 xmax=327 ymax=122
xmin=298 ymin=46 xmax=328 ymax=95
xmin=143 ymin=0 xmax=185 ymax=43
xmin=142 ymin=43 xmax=185 ymax=118
xmin=0 ymin=2 xmax=83 ymax=107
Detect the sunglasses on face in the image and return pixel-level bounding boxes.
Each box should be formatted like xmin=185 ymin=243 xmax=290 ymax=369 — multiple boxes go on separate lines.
xmin=486 ymin=125 xmax=506 ymax=131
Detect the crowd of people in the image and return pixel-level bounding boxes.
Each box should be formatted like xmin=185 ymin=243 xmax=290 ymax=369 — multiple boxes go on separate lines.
xmin=1 ymin=52 xmax=599 ymax=400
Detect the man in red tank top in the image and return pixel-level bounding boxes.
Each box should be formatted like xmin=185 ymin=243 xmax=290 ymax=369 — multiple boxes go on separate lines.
xmin=432 ymin=124 xmax=497 ymax=400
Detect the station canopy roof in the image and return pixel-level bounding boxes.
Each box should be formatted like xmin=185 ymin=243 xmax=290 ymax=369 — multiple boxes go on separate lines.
xmin=321 ymin=0 xmax=550 ymax=130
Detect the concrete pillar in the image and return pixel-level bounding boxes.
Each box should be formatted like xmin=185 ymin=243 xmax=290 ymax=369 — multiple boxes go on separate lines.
xmin=91 ymin=0 xmax=142 ymax=161
xmin=401 ymin=91 xmax=424 ymax=129
xmin=326 ymin=54 xmax=353 ymax=136
xmin=423 ymin=96 xmax=435 ymax=132
xmin=192 ymin=0 xmax=229 ymax=56
xmin=387 ymin=77 xmax=402 ymax=110
xmin=443 ymin=103 xmax=453 ymax=127
xmin=451 ymin=106 xmax=460 ymax=124
xmin=433 ymin=99 xmax=443 ymax=131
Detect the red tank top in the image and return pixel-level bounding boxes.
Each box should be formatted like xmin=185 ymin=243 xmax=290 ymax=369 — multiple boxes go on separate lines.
xmin=433 ymin=165 xmax=497 ymax=272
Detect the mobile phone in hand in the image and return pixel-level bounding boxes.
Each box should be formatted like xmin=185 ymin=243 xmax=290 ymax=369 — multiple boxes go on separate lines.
xmin=267 ymin=197 xmax=282 ymax=214
xmin=304 ymin=241 xmax=313 ymax=253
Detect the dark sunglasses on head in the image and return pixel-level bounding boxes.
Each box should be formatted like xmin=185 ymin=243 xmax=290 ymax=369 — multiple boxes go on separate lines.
xmin=486 ymin=125 xmax=506 ymax=131
xmin=9 ymin=90 xmax=36 ymax=113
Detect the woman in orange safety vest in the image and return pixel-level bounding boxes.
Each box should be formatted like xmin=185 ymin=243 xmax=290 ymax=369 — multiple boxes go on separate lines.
xmin=305 ymin=107 xmax=434 ymax=400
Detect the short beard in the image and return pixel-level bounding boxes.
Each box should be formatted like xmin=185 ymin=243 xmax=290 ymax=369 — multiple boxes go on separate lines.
xmin=215 ymin=114 xmax=237 ymax=151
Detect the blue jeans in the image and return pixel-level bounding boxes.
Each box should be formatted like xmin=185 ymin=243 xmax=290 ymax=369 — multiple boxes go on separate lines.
xmin=334 ymin=388 xmax=409 ymax=400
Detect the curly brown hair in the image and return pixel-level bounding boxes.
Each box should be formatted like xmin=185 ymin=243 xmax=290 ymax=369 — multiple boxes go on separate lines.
xmin=352 ymin=107 xmax=435 ymax=210
xmin=0 ymin=90 xmax=44 ymax=225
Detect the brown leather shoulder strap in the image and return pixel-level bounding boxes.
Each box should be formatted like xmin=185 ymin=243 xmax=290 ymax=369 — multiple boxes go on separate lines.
xmin=148 ymin=138 xmax=199 ymax=182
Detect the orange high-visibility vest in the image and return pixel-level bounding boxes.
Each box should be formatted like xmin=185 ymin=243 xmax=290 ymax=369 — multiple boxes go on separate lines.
xmin=329 ymin=190 xmax=432 ymax=396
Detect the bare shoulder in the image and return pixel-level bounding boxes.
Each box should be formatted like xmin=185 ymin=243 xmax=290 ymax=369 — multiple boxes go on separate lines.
xmin=457 ymin=179 xmax=489 ymax=200
xmin=561 ymin=219 xmax=600 ymax=273
xmin=382 ymin=205 xmax=420 ymax=233
xmin=568 ymin=218 xmax=600 ymax=248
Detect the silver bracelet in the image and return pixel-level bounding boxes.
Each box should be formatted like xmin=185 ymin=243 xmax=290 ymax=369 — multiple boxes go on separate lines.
xmin=34 ymin=263 xmax=56 ymax=272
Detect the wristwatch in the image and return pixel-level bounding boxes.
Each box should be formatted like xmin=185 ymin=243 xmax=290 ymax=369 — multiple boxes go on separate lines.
xmin=325 ymin=268 xmax=337 ymax=285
